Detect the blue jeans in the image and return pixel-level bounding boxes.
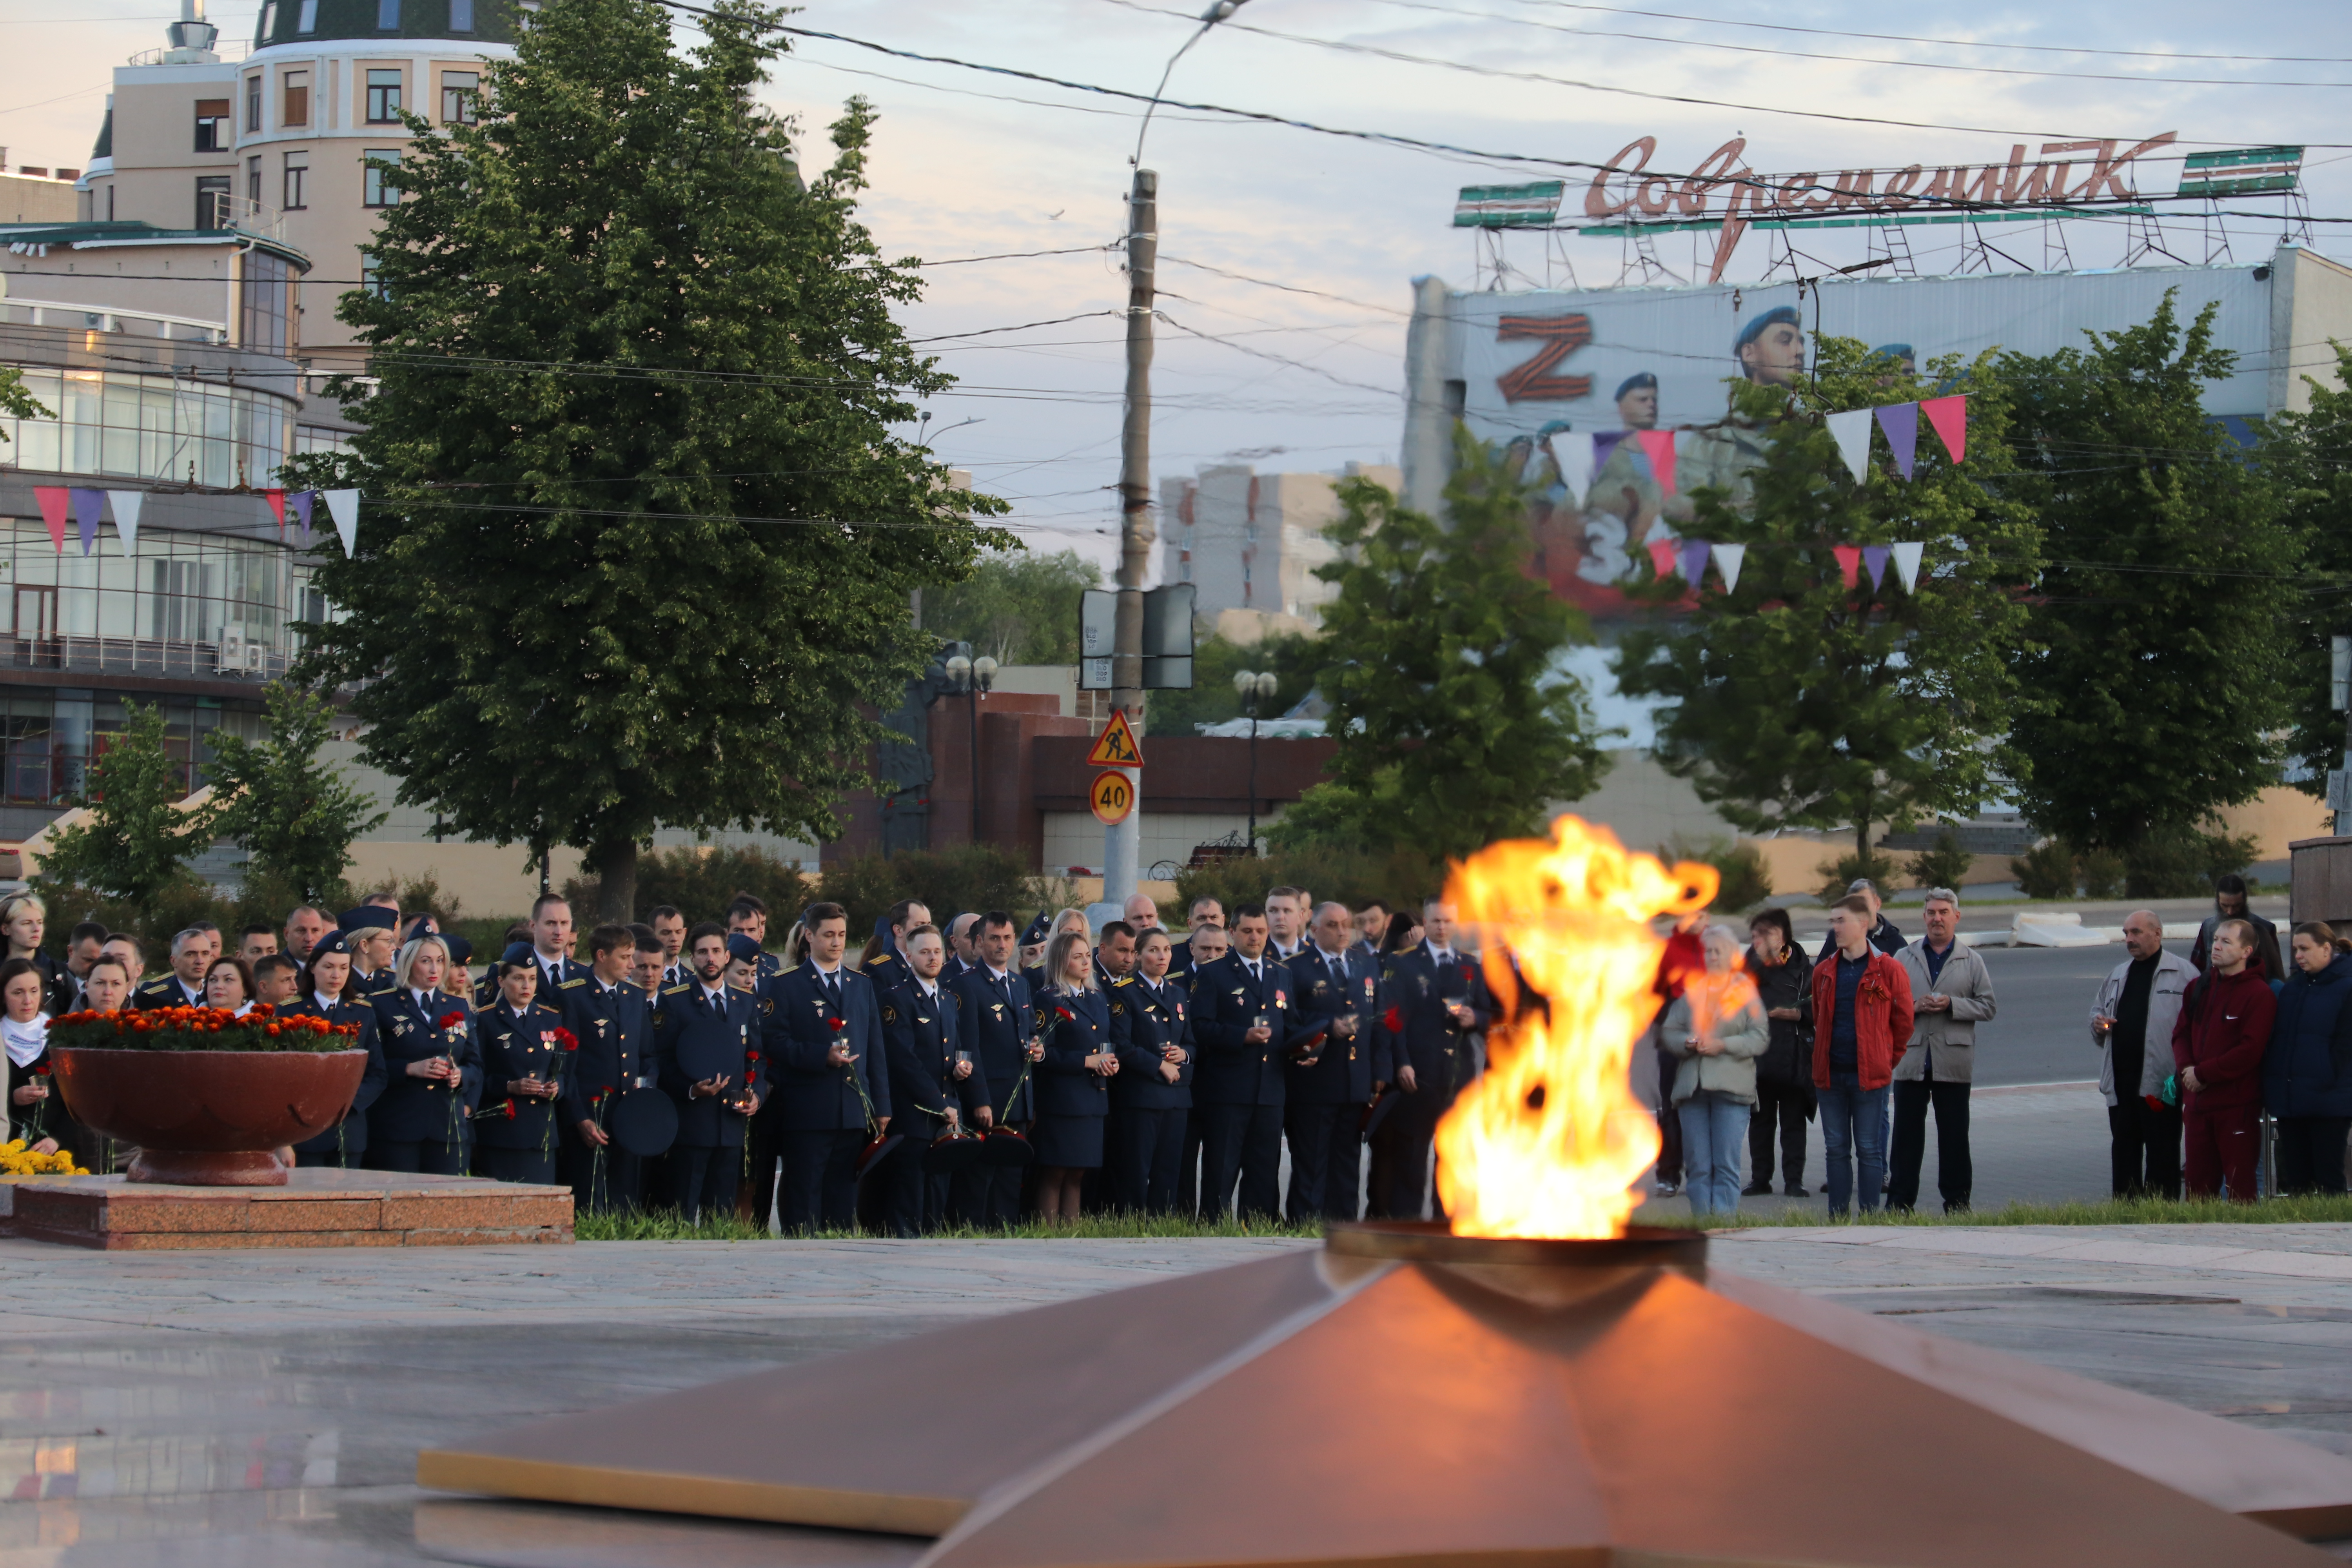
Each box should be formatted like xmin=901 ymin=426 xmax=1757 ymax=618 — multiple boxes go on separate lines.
xmin=1676 ymin=1092 xmax=1753 ymax=1217
xmin=1817 ymin=1078 xmax=1889 ymax=1216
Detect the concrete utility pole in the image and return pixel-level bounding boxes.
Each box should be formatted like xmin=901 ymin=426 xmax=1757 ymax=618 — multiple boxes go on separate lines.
xmin=1105 ymin=167 xmax=1157 ymax=912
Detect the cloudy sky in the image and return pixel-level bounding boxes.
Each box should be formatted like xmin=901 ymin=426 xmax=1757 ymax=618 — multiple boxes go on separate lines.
xmin=7 ymin=1 xmax=2347 ymax=567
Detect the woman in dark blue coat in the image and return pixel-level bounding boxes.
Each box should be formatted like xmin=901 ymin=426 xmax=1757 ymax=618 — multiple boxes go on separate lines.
xmin=1033 ymin=929 xmax=1119 ymax=1220
xmin=472 ymin=944 xmax=570 ymax=1185
xmin=364 ymin=934 xmax=481 ymax=1176
xmin=286 ymin=932 xmax=385 ymax=1169
xmin=2265 ymin=922 xmax=2352 ymax=1195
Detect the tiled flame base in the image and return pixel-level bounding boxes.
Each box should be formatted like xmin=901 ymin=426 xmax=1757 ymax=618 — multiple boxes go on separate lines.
xmin=1 ymin=1168 xmax=573 ymax=1250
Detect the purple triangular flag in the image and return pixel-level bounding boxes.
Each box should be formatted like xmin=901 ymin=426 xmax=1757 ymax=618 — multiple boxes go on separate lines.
xmin=289 ymin=489 xmax=316 ymax=539
xmin=1862 ymin=544 xmax=1889 ymax=589
xmin=1592 ymin=430 xmax=1629 ymax=476
xmin=1875 ymin=402 xmax=1918 ymax=480
xmin=69 ymin=488 xmax=105 ymax=556
xmin=1679 ymin=540 xmax=1711 ymax=586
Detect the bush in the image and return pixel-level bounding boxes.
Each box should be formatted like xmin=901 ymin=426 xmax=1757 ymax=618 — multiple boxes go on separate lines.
xmin=563 ymin=844 xmax=815 ymax=926
xmin=1815 ymin=846 xmax=1900 ymax=905
xmin=1173 ymin=843 xmax=1443 ymax=928
xmin=1907 ymin=828 xmax=1975 ymax=894
xmin=2078 ymin=846 xmax=2126 ymax=900
xmin=1659 ymin=837 xmax=1771 ymax=913
xmin=815 ymin=843 xmax=1039 ymax=932
xmin=39 ymin=874 xmax=283 ymax=958
xmin=2124 ymin=824 xmax=2262 ymax=901
xmin=2010 ymin=840 xmax=2075 ymax=900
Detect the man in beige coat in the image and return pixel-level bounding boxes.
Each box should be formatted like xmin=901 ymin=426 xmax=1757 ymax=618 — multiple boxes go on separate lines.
xmin=1890 ymin=889 xmax=1998 ymax=1212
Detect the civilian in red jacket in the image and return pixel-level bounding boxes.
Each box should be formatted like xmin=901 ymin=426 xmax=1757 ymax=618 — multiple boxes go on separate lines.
xmin=1808 ymin=897 xmax=1916 ymax=1218
xmin=2171 ymin=917 xmax=2276 ymax=1201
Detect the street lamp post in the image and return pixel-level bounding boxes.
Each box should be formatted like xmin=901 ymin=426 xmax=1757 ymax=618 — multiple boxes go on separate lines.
xmin=1233 ymin=668 xmax=1278 ymax=854
xmin=944 ymin=650 xmax=998 ymax=845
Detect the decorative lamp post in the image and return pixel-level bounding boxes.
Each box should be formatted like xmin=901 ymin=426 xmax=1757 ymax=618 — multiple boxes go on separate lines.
xmin=1234 ymin=668 xmax=1279 ymax=855
xmin=944 ymin=650 xmax=998 ymax=844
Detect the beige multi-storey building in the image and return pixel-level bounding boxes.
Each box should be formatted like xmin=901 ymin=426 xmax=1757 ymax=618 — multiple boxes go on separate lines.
xmin=77 ymin=0 xmax=518 ymax=374
xmin=1155 ymin=461 xmax=1400 ymax=635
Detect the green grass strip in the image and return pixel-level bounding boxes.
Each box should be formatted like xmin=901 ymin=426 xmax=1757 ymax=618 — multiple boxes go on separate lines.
xmin=575 ymin=1209 xmax=1324 ymax=1242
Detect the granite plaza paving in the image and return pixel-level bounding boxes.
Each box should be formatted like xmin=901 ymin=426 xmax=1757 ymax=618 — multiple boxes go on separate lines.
xmin=0 ymin=1225 xmax=2349 ymax=1564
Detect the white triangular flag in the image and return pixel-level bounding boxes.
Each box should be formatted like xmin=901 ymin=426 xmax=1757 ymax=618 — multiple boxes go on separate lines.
xmin=1826 ymin=407 xmax=1874 ymax=483
xmin=1889 ymin=540 xmax=1923 ymax=593
xmin=1710 ymin=541 xmax=1746 ymax=594
xmin=1550 ymin=430 xmax=1595 ymax=503
xmin=323 ymin=488 xmax=361 ymax=555
xmin=105 ymin=490 xmax=142 ymax=556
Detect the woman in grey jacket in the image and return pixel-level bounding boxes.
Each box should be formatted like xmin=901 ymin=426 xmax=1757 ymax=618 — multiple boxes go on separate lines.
xmin=1662 ymin=925 xmax=1769 ymax=1217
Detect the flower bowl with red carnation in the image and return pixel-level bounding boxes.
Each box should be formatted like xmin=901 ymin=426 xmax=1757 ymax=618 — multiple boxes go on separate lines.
xmin=45 ymin=1006 xmax=369 ymax=1186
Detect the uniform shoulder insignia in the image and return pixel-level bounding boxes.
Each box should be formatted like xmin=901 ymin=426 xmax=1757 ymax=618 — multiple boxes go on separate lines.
xmin=662 ymin=983 xmax=691 ymax=996
xmin=559 ymin=976 xmax=586 ymax=989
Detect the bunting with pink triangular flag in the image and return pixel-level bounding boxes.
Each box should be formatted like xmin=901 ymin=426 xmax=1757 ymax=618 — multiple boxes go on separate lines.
xmin=1921 ymin=395 xmax=1967 ymax=464
xmin=1889 ymin=541 xmax=1923 ymax=592
xmin=1711 ymin=542 xmax=1746 ymax=593
xmin=1832 ymin=545 xmax=1862 ymax=588
xmin=1646 ymin=538 xmax=1679 ymax=580
xmin=1875 ymin=403 xmax=1918 ymax=481
xmin=263 ymin=489 xmax=286 ymax=532
xmin=1861 ymin=545 xmax=1889 ymax=590
xmin=1636 ymin=429 xmax=1679 ymax=497
xmin=69 ymin=489 xmax=104 ymax=556
xmin=1679 ymin=539 xmax=1710 ymax=585
xmin=32 ymin=487 xmax=67 ymax=553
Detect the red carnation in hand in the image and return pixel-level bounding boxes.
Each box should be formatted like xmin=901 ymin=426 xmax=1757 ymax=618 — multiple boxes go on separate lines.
xmin=825 ymin=1015 xmax=846 ymax=1033
xmin=1382 ymin=1005 xmax=1404 ymax=1034
xmin=32 ymin=1061 xmax=49 ymax=1077
xmin=1055 ymin=1006 xmax=1077 ymax=1023
xmin=437 ymin=1011 xmax=465 ymax=1030
xmin=746 ymin=1050 xmax=761 ymax=1063
xmin=554 ymin=1028 xmax=579 ymax=1052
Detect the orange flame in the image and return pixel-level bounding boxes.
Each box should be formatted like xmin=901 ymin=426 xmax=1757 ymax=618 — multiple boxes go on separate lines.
xmin=1434 ymin=815 xmax=1717 ymax=1240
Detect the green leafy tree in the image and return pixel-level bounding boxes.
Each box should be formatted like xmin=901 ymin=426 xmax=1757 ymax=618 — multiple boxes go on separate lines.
xmin=0 ymin=367 xmax=45 ymax=432
xmin=1613 ymin=339 xmax=2042 ymax=861
xmin=204 ymin=684 xmax=388 ymax=903
xmin=292 ymin=0 xmax=1008 ymax=922
xmin=2004 ymin=293 xmax=2303 ymax=864
xmin=921 ymin=549 xmax=1100 ymax=664
xmin=1271 ymin=436 xmax=1609 ymax=860
xmin=38 ymin=702 xmax=218 ymax=902
xmin=2270 ymin=342 xmax=2352 ymax=797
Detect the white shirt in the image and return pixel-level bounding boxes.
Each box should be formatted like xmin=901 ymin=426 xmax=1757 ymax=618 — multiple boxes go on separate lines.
xmin=312 ymin=991 xmax=341 ymax=1013
xmin=916 ymin=978 xmax=942 ymax=1001
xmin=412 ymin=987 xmax=436 ymax=1012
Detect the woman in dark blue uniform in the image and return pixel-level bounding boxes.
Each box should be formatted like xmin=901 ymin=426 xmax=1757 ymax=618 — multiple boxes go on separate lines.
xmin=472 ymin=943 xmax=569 ymax=1185
xmin=1033 ymin=928 xmax=1118 ymax=1221
xmin=364 ymin=933 xmax=480 ymax=1175
xmin=286 ymin=932 xmax=386 ymax=1169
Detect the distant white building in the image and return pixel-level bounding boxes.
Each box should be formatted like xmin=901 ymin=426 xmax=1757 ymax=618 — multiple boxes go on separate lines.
xmin=1157 ymin=461 xmax=1401 ymax=632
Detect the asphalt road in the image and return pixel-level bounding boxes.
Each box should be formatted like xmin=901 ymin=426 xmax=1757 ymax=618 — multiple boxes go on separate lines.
xmin=1962 ymin=940 xmax=2196 ymax=1088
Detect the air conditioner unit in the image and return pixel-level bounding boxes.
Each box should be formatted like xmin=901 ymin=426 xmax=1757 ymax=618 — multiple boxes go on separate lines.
xmin=219 ymin=630 xmax=244 ymax=670
xmin=245 ymin=640 xmax=265 ymax=671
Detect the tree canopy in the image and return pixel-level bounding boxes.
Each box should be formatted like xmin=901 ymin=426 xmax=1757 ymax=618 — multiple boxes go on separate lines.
xmin=2269 ymin=342 xmax=2352 ymax=802
xmin=920 ymin=548 xmax=1100 ymax=665
xmin=205 ymin=684 xmax=387 ymax=905
xmin=1272 ymin=437 xmax=1609 ymax=861
xmin=1612 ymin=338 xmax=2043 ymax=858
xmin=291 ymin=0 xmax=1008 ymax=918
xmin=38 ymin=703 xmax=215 ymax=903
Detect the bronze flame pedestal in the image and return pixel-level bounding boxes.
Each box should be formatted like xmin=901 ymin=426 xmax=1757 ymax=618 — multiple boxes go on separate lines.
xmin=419 ymin=1223 xmax=2352 ymax=1565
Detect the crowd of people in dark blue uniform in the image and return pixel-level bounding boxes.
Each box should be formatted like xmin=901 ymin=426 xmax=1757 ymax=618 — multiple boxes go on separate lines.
xmin=0 ymin=882 xmax=1496 ymax=1231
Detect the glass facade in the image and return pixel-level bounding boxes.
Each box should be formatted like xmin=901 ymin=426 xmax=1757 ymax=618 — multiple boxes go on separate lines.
xmin=0 ymin=689 xmax=266 ymax=809
xmin=0 ymin=519 xmax=328 ymax=685
xmin=0 ymin=369 xmax=292 ymax=488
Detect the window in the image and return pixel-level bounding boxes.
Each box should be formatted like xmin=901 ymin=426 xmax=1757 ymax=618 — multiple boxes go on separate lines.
xmin=281 ymin=70 xmax=309 ymax=127
xmin=194 ymin=175 xmax=232 ymax=229
xmin=377 ymin=0 xmax=401 ymax=28
xmin=246 ymin=155 xmax=262 ymax=207
xmin=363 ymin=149 xmax=400 ymax=207
xmin=0 ymin=367 xmax=293 ymax=492
xmin=245 ymin=73 xmax=262 ymax=132
xmin=105 ymin=185 xmax=114 ymax=221
xmin=258 ymin=0 xmax=278 ymax=40
xmin=360 ymin=255 xmax=386 ymax=299
xmin=282 ymin=151 xmax=308 ymax=210
xmin=450 ymin=0 xmax=475 ymax=29
xmin=241 ymin=252 xmax=292 ymax=354
xmin=297 ymin=0 xmax=318 ymax=31
xmin=365 ymin=69 xmax=402 ymax=123
xmin=441 ymin=70 xmax=477 ymax=124
xmin=195 ymin=98 xmax=230 ymax=152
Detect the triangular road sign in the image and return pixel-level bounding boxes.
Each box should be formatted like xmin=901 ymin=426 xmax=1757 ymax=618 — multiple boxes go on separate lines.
xmin=1086 ymin=709 xmax=1144 ymax=768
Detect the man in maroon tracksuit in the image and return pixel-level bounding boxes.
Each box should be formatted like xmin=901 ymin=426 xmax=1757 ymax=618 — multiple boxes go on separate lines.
xmin=2171 ymin=918 xmax=2275 ymax=1200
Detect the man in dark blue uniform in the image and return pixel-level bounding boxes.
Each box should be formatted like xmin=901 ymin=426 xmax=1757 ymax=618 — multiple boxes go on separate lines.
xmin=762 ymin=902 xmax=889 ymax=1234
xmin=653 ymin=922 xmax=764 ymax=1223
xmin=875 ymin=922 xmax=980 ymax=1235
xmin=1375 ymin=898 xmax=1490 ymax=1222
xmin=558 ymin=922 xmax=658 ymax=1214
xmin=134 ymin=925 xmax=216 ymax=1009
xmin=527 ymin=893 xmax=590 ymax=998
xmin=1285 ymin=900 xmax=1388 ymax=1222
xmin=862 ymin=899 xmax=930 ymax=994
xmin=1174 ymin=921 xmax=1229 ymax=1216
xmin=947 ymin=909 xmax=1039 ymax=1227
xmin=1115 ymin=926 xmax=1194 ymax=1212
xmin=1192 ymin=902 xmax=1290 ymax=1221
xmin=727 ymin=896 xmax=790 ymax=982
xmin=1165 ymin=897 xmax=1225 ymax=982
